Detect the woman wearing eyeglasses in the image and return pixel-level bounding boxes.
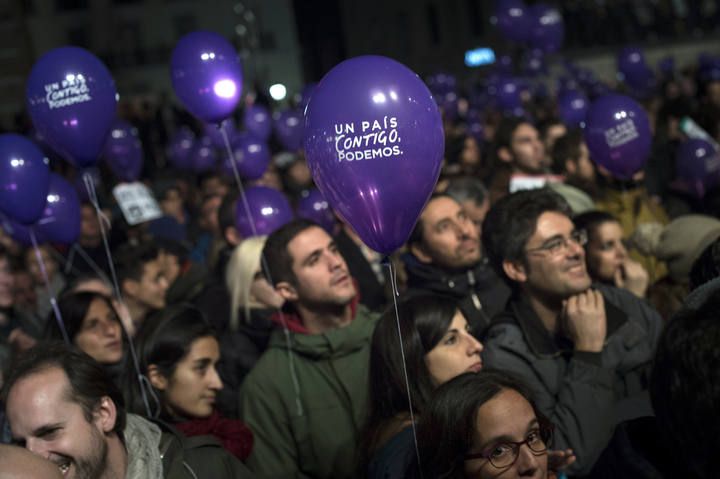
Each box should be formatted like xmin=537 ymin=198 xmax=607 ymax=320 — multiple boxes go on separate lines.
xmin=409 ymin=370 xmax=568 ymax=479
xmin=573 ymin=211 xmax=649 ymax=298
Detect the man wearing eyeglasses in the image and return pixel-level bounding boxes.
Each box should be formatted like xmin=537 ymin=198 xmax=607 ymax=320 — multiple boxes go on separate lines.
xmin=481 ymin=188 xmax=663 ymax=475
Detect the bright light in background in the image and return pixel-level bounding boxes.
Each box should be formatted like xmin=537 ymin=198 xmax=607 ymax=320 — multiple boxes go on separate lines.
xmin=214 ymin=79 xmax=237 ymax=98
xmin=10 ymin=158 xmax=24 ymax=167
xmin=372 ymin=92 xmax=387 ymax=104
xmin=261 ymin=206 xmax=274 ymax=216
xmin=201 ymin=52 xmax=216 ymax=61
xmin=269 ymin=83 xmax=287 ymax=101
xmin=465 ymin=47 xmax=496 ymax=67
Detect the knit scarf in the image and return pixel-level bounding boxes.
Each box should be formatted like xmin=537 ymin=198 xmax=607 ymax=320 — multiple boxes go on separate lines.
xmin=175 ymin=410 xmax=254 ymax=461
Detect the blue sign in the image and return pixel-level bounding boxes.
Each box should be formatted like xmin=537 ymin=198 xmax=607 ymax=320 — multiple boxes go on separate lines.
xmin=465 ymin=48 xmax=496 ymax=67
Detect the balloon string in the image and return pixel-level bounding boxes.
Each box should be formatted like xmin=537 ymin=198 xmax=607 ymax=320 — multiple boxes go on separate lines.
xmin=82 ymin=172 xmax=153 ymax=419
xmin=29 ymin=229 xmax=70 ymax=345
xmin=383 ymin=258 xmax=423 ymax=479
xmin=218 ymin=125 xmax=304 ymax=416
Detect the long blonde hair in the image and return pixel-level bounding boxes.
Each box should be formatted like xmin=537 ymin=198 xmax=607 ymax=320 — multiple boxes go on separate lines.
xmin=226 ymin=236 xmax=268 ymax=332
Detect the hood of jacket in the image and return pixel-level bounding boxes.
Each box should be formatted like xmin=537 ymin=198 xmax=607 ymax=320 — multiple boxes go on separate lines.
xmin=124 ymin=413 xmax=163 ymax=479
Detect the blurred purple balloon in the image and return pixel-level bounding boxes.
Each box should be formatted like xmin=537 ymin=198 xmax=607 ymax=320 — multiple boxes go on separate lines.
xmin=675 ymin=139 xmax=720 ymax=198
xmin=495 ymin=77 xmax=523 ymax=112
xmin=494 ymin=0 xmax=531 ymax=42
xmin=191 ymin=135 xmax=218 ymax=173
xmin=496 ymin=55 xmax=514 ymax=75
xmin=558 ymin=90 xmax=589 ymax=128
xmin=527 ymin=3 xmax=564 ymax=53
xmin=617 ymin=46 xmax=652 ymax=89
xmin=297 ymin=189 xmax=336 ymax=233
xmin=235 ymin=186 xmax=293 ymax=238
xmin=26 ymin=46 xmax=117 ymax=168
xmin=658 ymin=56 xmax=675 ymax=78
xmin=243 ymin=104 xmax=272 ymax=141
xmin=171 ymin=31 xmax=243 ymax=124
xmin=584 ymin=94 xmax=652 ymax=180
xmin=0 ymin=134 xmax=51 ymax=225
xmin=222 ymin=132 xmax=270 ymax=180
xmin=522 ymin=49 xmax=546 ymax=77
xmin=36 ymin=173 xmax=81 ymax=244
xmin=166 ymin=127 xmax=196 ymax=170
xmin=304 ymin=55 xmax=444 ymax=254
xmin=273 ymin=109 xmax=304 ymax=151
xmin=103 ymin=120 xmax=143 ymax=182
xmin=203 ymin=118 xmax=236 ymax=148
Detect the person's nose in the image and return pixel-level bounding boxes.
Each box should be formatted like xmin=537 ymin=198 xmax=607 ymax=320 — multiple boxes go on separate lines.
xmin=104 ymin=320 xmax=120 ymax=338
xmin=515 ymin=442 xmax=542 ymax=476
xmin=465 ymin=333 xmax=484 ymax=356
xmin=617 ymin=241 xmax=628 ymax=259
xmin=208 ymin=365 xmax=224 ymax=390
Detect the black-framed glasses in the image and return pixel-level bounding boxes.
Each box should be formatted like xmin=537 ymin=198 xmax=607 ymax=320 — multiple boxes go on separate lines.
xmin=464 ymin=423 xmax=553 ymax=469
xmin=525 ymin=229 xmax=588 ymax=256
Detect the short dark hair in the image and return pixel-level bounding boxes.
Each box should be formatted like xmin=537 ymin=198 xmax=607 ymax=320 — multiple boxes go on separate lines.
xmin=123 ymin=304 xmax=216 ymax=418
xmin=1 ymin=342 xmax=126 ymax=437
xmin=44 ymin=291 xmax=121 ymax=347
xmin=407 ymin=193 xmax=455 ymax=248
xmin=650 ymin=291 xmax=720 ymax=478
xmin=445 ymin=177 xmax=489 ymax=208
xmin=218 ymin=192 xmax=239 ymax=236
xmin=261 ymin=219 xmax=319 ymax=286
xmin=409 ymin=370 xmax=542 ymax=478
xmin=359 ymin=294 xmax=458 ymax=467
xmin=482 ymin=189 xmax=572 ymax=281
xmin=115 ymin=242 xmax=161 ymax=285
xmin=551 ymin=129 xmax=584 ymax=174
xmin=573 ymin=210 xmax=619 ymax=241
xmin=689 ymin=237 xmax=720 ymax=291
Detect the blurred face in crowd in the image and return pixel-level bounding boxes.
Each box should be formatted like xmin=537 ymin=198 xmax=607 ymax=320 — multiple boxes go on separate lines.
xmin=159 ymin=251 xmax=181 ymax=287
xmin=0 ymin=256 xmax=14 ymax=308
xmin=508 ymin=123 xmax=545 ymax=174
xmin=79 ymin=205 xmax=102 ymax=247
xmin=13 ymin=270 xmax=37 ymax=312
xmin=461 ymin=137 xmax=482 ymax=169
xmin=543 ymin=123 xmax=566 ymax=154
xmin=287 ymin=160 xmax=313 ymax=187
xmin=464 ymin=388 xmax=549 ymax=479
xmin=460 ymin=199 xmax=490 ymax=238
xmin=281 ymin=226 xmax=356 ymax=308
xmin=6 ymin=367 xmax=115 ymax=479
xmin=201 ymin=176 xmax=229 ymax=199
xmin=160 ymin=188 xmax=184 ymax=221
xmin=124 ymin=257 xmax=169 ymax=311
xmin=425 ymin=310 xmax=483 ymax=387
xmin=198 ymin=195 xmax=222 ymax=236
xmin=505 ymin=212 xmax=591 ymax=300
xmin=74 ymin=298 xmax=123 ymax=365
xmin=568 ymin=142 xmax=596 ymax=184
xmin=584 ymin=221 xmax=627 ymax=283
xmin=25 ymin=246 xmax=58 ymax=284
xmin=150 ymin=336 xmax=222 ymax=419
xmin=412 ymin=196 xmax=481 ymax=270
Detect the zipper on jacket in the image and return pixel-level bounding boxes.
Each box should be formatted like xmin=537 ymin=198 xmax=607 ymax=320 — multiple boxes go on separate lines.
xmin=467 ymin=270 xmax=482 ymax=311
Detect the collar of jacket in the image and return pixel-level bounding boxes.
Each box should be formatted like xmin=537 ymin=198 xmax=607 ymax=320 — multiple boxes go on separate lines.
xmin=500 ymin=286 xmax=629 ymax=357
xmin=402 ymin=252 xmax=494 ymax=296
xmin=267 ymin=303 xmax=378 ymax=359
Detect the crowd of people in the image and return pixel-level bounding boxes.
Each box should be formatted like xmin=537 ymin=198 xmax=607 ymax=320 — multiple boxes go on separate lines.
xmin=1 ymin=45 xmax=720 ymax=479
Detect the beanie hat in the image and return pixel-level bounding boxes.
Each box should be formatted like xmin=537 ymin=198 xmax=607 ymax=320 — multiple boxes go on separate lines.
xmin=652 ymin=215 xmax=720 ymax=282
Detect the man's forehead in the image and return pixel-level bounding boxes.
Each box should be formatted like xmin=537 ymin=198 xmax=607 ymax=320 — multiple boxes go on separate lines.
xmin=512 ymin=123 xmax=538 ymax=139
xmin=532 ymin=211 xmax=573 ymax=239
xmin=288 ymin=226 xmax=331 ymax=259
xmin=422 ymin=196 xmax=461 ymax=223
xmin=7 ymin=368 xmax=72 ymax=431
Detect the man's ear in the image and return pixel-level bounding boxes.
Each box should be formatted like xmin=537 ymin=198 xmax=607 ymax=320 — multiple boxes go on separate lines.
xmin=122 ymin=278 xmax=139 ymax=298
xmin=409 ymin=242 xmax=432 ymax=264
xmin=93 ymin=396 xmax=118 ymax=434
xmin=503 ymin=259 xmax=528 ymax=283
xmin=147 ymin=364 xmax=167 ymax=391
xmin=564 ymin=159 xmax=577 ymax=175
xmin=275 ymin=281 xmax=299 ymax=302
xmin=498 ymin=146 xmax=513 ymax=165
xmin=224 ymin=226 xmax=242 ymax=247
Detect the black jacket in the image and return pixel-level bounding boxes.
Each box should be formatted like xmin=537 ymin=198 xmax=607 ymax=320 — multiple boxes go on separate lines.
xmin=402 ymin=254 xmax=511 ymax=335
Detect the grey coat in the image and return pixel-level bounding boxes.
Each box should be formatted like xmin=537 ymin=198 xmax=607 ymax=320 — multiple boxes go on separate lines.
xmin=483 ymin=284 xmax=662 ymax=475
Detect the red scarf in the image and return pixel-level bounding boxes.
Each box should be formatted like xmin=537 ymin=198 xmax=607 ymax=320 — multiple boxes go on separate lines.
xmin=175 ymin=410 xmax=253 ymax=461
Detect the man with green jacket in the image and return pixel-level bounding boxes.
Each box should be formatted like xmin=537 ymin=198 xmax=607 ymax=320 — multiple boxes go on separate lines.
xmin=239 ymin=219 xmax=380 ymax=478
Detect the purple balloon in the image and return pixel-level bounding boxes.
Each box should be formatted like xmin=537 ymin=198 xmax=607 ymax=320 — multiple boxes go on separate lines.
xmin=222 ymin=132 xmax=270 ymax=180
xmin=297 ymin=189 xmax=336 ymax=233
xmin=0 ymin=134 xmax=51 ymax=224
xmin=495 ymin=77 xmax=523 ymax=112
xmin=274 ymin=109 xmax=304 ymax=151
xmin=166 ymin=127 xmax=196 ymax=170
xmin=495 ymin=55 xmax=514 ymax=75
xmin=235 ymin=186 xmax=293 ymax=238
xmin=304 ymin=55 xmax=444 ymax=255
xmin=103 ymin=120 xmax=143 ymax=182
xmin=494 ymin=0 xmax=531 ymax=43
xmin=36 ymin=174 xmax=81 ymax=244
xmin=527 ymin=4 xmax=564 ymax=53
xmin=675 ymin=139 xmax=720 ymax=198
xmin=243 ymin=104 xmax=272 ymax=141
xmin=522 ymin=50 xmax=546 ymax=77
xmin=426 ymin=72 xmax=457 ymax=97
xmin=584 ymin=94 xmax=652 ymax=180
xmin=191 ymin=135 xmax=218 ymax=173
xmin=171 ymin=31 xmax=243 ymax=124
xmin=26 ymin=47 xmax=117 ymax=168
xmin=298 ymin=83 xmax=317 ymax=111
xmin=558 ymin=90 xmax=589 ymax=128
xmin=203 ymin=118 xmax=236 ymax=148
